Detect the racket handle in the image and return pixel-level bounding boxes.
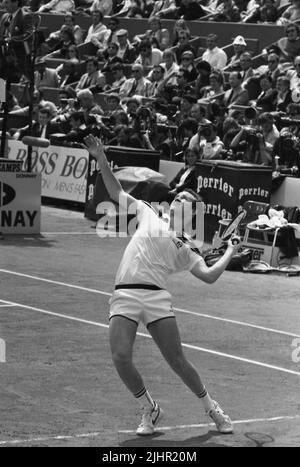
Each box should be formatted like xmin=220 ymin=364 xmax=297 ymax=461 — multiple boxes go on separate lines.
xmin=231 ymin=235 xmax=241 ymax=246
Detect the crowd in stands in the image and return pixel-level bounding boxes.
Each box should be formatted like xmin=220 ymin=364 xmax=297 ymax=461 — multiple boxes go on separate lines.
xmin=1 ymin=0 xmax=300 ymax=179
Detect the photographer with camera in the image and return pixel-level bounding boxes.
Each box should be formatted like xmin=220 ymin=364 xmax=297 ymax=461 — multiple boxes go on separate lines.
xmin=272 ymin=129 xmax=300 ymax=176
xmin=230 ymin=121 xmax=272 ymax=165
xmin=189 ymin=122 xmax=224 ymax=160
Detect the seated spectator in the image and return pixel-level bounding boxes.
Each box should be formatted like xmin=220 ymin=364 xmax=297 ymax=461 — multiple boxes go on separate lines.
xmin=168 ymin=147 xmax=199 ymax=198
xmin=174 ymin=94 xmax=197 ymax=124
xmin=76 ymin=58 xmax=106 ymax=92
xmin=44 ymin=16 xmax=83 ymax=54
xmin=148 ymin=65 xmax=166 ymax=97
xmin=100 ymin=42 xmax=123 ymax=71
xmin=226 ymin=35 xmax=247 ymax=70
xmin=104 ymin=17 xmax=121 ymax=46
xmin=176 ymin=118 xmax=199 ymax=154
xmin=190 ymin=104 xmax=211 ymax=124
xmin=151 ymin=0 xmax=177 ymax=18
xmin=135 ymin=39 xmax=163 ymax=70
xmin=189 ymin=122 xmax=224 ymax=160
xmin=89 ymin=0 xmax=113 ymax=15
xmin=107 ymin=124 xmax=145 ymax=148
xmin=43 ymin=25 xmax=74 ymax=57
xmin=242 ymin=0 xmax=278 ymax=23
xmin=275 ymin=24 xmax=300 ymax=64
xmin=14 ymin=108 xmax=61 ymax=140
xmin=103 ymin=93 xmax=123 ymax=116
xmin=194 ymin=61 xmax=212 ymax=98
xmin=52 ymin=87 xmax=77 ymax=127
xmin=223 ymin=71 xmax=249 ymax=108
xmin=9 ymin=89 xmax=58 ymax=121
xmin=179 ymin=50 xmax=197 ymax=82
xmin=134 ymin=16 xmax=170 ymax=51
xmin=165 ymin=68 xmax=194 ymax=103
xmin=119 ymin=63 xmax=151 ymax=99
xmin=257 ymin=112 xmax=279 ymax=153
xmin=116 ymin=29 xmax=137 ymax=64
xmin=256 ymin=74 xmax=278 ymax=111
xmin=284 ymin=103 xmax=300 ymax=138
xmin=59 ymin=59 xmax=82 ymax=87
xmin=200 ymin=70 xmax=225 ymax=100
xmin=230 ymin=123 xmax=272 ymax=165
xmin=175 ymin=0 xmax=207 ymax=20
xmin=172 ymin=19 xmax=191 ymax=46
xmin=172 ymin=29 xmax=196 ymax=64
xmin=160 ymin=49 xmax=179 ymax=87
xmin=201 ymin=34 xmax=228 ymax=71
xmin=56 ymin=111 xmax=87 ymax=145
xmin=109 ymin=63 xmax=127 ymax=91
xmin=38 ymin=0 xmax=75 ymax=13
xmin=275 ymin=75 xmax=293 ymax=112
xmin=65 ymin=44 xmax=80 ymax=62
xmin=77 ymin=89 xmax=104 ymax=122
xmin=240 ymin=52 xmax=254 ymax=85
xmin=272 ymin=129 xmax=300 ymax=173
xmin=277 ymin=0 xmax=300 ymax=25
xmin=84 ymin=10 xmax=109 ymax=53
xmin=286 ymin=55 xmax=300 ymax=91
xmin=222 ymin=116 xmax=241 ymax=150
xmin=34 ymin=58 xmax=60 ymax=90
xmin=212 ymin=0 xmax=241 ymax=22
xmin=266 ymin=53 xmax=282 ymax=87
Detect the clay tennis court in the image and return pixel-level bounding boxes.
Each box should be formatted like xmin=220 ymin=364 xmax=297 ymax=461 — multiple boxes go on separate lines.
xmin=0 ymin=206 xmax=299 ymax=447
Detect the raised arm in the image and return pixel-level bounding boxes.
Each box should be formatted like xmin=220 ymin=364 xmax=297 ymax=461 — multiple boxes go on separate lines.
xmin=83 ymin=135 xmax=137 ymax=209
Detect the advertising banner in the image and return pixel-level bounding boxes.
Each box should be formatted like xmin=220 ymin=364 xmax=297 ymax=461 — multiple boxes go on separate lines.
xmin=0 ymin=172 xmax=41 ymax=234
xmin=7 ymin=141 xmax=88 ymax=203
xmin=196 ymin=160 xmax=272 ymax=242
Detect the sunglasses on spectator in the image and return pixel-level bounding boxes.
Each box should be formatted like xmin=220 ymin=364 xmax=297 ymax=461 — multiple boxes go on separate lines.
xmin=287 ymin=29 xmax=297 ymax=34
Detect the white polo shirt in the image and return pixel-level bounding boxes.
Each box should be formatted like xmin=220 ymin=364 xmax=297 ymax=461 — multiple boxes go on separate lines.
xmin=115 ymin=201 xmax=202 ymax=290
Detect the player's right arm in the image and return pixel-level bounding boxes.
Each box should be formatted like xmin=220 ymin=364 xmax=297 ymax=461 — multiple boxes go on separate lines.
xmin=84 ymin=134 xmax=137 ymax=209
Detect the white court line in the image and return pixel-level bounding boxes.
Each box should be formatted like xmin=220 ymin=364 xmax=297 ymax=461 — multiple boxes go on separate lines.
xmin=0 ymin=269 xmax=299 ymax=339
xmin=0 ymin=414 xmax=299 ymax=446
xmin=1 ymin=298 xmax=300 ymax=377
xmin=0 ymin=304 xmax=16 ymax=307
xmin=42 ymin=232 xmax=97 ymax=235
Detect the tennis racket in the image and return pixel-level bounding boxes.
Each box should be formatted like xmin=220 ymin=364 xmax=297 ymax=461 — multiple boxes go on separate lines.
xmin=221 ymin=209 xmax=247 ymax=245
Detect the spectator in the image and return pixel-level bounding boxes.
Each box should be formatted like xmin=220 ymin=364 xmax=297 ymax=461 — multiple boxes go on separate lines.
xmin=256 ymin=74 xmax=278 ymax=111
xmin=148 ymin=65 xmax=165 ymax=97
xmin=76 ymin=58 xmax=106 ymax=92
xmin=223 ymin=71 xmax=249 ymax=108
xmin=135 ymin=39 xmax=163 ymax=69
xmin=66 ymin=44 xmax=80 ymax=61
xmin=275 ymin=75 xmax=293 ymax=112
xmin=77 ymin=89 xmax=104 ymax=122
xmin=230 ymin=123 xmax=272 ymax=164
xmin=134 ymin=16 xmax=170 ymax=51
xmin=277 ymin=0 xmax=300 ymax=25
xmin=179 ymin=50 xmax=197 ymax=82
xmin=287 ymin=56 xmax=300 ymax=91
xmin=168 ymin=147 xmax=199 ymax=198
xmin=189 ymin=122 xmax=224 ymax=160
xmin=103 ymin=93 xmax=123 ymax=116
xmin=257 ymin=112 xmax=279 ymax=153
xmin=119 ymin=63 xmax=151 ymax=99
xmin=15 ymin=108 xmax=61 ymax=140
xmin=176 ymin=118 xmax=199 ymax=154
xmin=173 ymin=29 xmax=196 ymax=64
xmin=160 ymin=49 xmax=179 ymax=86
xmin=57 ymin=111 xmax=87 ymax=145
xmin=276 ymin=23 xmax=300 ymax=64
xmin=116 ymin=29 xmax=137 ymax=63
xmin=151 ymin=0 xmax=177 ymax=18
xmin=272 ymin=129 xmax=300 ymax=173
xmin=105 ymin=17 xmax=121 ymax=45
xmin=34 ymin=57 xmax=60 ymax=89
xmin=174 ymin=94 xmax=198 ymax=124
xmin=101 ymin=42 xmax=123 ymax=71
xmin=44 ymin=15 xmax=83 ymax=53
xmin=239 ymin=52 xmax=254 ymax=86
xmin=175 ymin=0 xmax=206 ymax=20
xmin=266 ymin=53 xmax=281 ymax=87
xmin=201 ymin=34 xmax=228 ymax=70
xmin=189 ymin=104 xmax=211 ymax=124
xmin=53 ymin=87 xmax=77 ymax=126
xmin=200 ymin=71 xmax=225 ymax=100
xmin=194 ymin=61 xmax=212 ymax=98
xmin=108 ymin=124 xmax=145 ymax=148
xmin=212 ymin=0 xmax=241 ymax=22
xmin=45 ymin=27 xmax=75 ymax=58
xmin=89 ymin=0 xmax=113 ymax=15
xmin=84 ymin=10 xmax=109 ymax=52
xmin=227 ymin=35 xmax=247 ymax=69
xmin=285 ymin=103 xmax=300 ymax=138
xmin=38 ymin=0 xmax=75 ymax=13
xmin=59 ymin=59 xmax=82 ymax=87
xmin=172 ymin=19 xmax=191 ymax=46
xmin=109 ymin=63 xmax=127 ymax=90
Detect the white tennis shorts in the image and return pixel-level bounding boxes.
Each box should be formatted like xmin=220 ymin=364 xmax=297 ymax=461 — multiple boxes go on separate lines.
xmin=109 ymin=288 xmax=175 ymax=328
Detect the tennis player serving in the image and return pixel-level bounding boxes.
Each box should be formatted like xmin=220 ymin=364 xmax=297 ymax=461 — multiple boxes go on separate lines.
xmin=84 ymin=135 xmax=240 ymax=436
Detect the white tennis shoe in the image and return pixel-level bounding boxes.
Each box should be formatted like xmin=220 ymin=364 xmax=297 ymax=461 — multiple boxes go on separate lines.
xmin=207 ymin=400 xmax=234 ymax=434
xmin=136 ymin=402 xmax=163 ymax=436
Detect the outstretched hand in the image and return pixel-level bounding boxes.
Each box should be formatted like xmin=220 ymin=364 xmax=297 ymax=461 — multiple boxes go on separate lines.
xmin=83 ymin=134 xmax=106 ymax=161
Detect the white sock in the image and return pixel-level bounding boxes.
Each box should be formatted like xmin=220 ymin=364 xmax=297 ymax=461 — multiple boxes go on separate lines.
xmin=197 ymin=387 xmax=214 ymax=412
xmin=134 ymin=387 xmax=155 ymax=410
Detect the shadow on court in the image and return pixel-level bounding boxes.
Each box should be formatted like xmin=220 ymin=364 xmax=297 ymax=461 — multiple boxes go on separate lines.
xmin=119 ymin=430 xmax=229 ymax=447
xmin=0 ymin=235 xmax=57 ymax=248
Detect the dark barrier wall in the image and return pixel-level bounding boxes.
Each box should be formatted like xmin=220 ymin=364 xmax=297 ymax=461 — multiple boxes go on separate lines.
xmin=85 ymin=146 xmax=160 ymax=220
xmin=196 ymin=161 xmax=272 ymax=241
